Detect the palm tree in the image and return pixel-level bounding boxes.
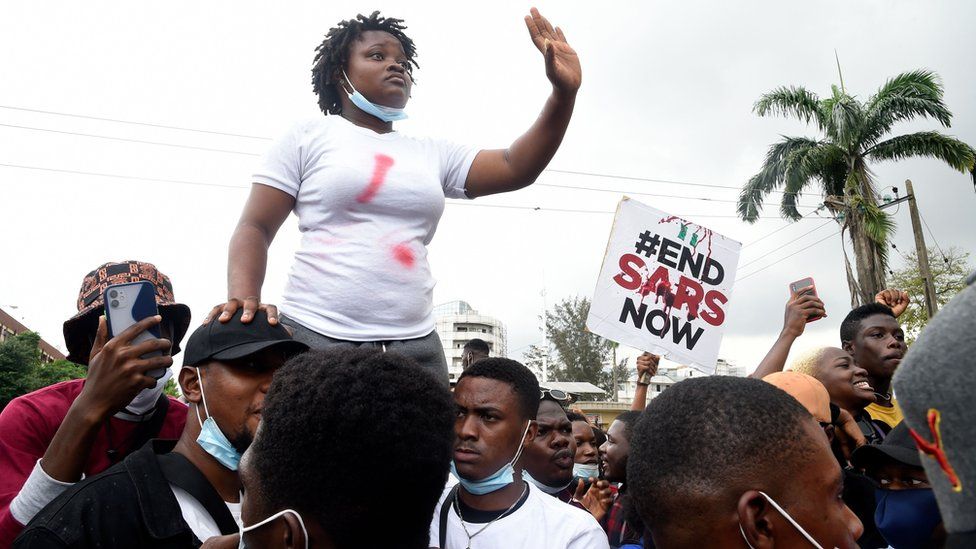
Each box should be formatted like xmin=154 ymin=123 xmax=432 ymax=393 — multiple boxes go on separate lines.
xmin=738 ymin=70 xmax=975 ymax=306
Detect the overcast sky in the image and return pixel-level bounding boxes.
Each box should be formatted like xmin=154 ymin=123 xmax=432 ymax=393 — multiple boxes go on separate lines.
xmin=2 ymin=0 xmax=974 ymax=376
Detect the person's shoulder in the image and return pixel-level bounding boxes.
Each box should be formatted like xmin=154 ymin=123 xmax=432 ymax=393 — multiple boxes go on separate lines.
xmin=0 ymin=380 xmax=82 ymax=425
xmin=21 ymin=463 xmax=135 ymax=537
xmin=526 ymin=483 xmax=601 ymax=527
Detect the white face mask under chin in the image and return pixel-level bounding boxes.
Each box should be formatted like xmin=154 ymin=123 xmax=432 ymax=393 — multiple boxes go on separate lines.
xmin=739 ymin=491 xmax=834 ymax=549
xmin=115 ymin=369 xmax=172 ymax=420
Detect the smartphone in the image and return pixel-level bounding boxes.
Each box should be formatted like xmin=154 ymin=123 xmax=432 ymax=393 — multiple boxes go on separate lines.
xmin=104 ymin=281 xmax=166 ymax=379
xmin=789 ymin=277 xmax=823 ymax=323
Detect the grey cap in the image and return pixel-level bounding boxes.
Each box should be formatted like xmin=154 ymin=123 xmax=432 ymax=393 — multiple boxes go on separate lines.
xmin=893 ymin=279 xmax=976 ymax=535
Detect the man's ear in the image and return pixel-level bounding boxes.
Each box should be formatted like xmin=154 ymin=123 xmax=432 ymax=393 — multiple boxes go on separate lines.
xmin=525 ymin=420 xmax=539 ymax=443
xmin=841 ymin=339 xmax=854 ymax=354
xmin=179 ymin=366 xmax=202 ymax=405
xmin=282 ymin=512 xmax=307 ymax=549
xmin=737 ymin=490 xmax=775 ymax=549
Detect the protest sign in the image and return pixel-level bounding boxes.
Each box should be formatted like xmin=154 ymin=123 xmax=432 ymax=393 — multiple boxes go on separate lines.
xmin=585 ymin=197 xmax=742 ymax=373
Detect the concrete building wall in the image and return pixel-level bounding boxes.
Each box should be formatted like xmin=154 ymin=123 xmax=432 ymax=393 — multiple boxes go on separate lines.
xmin=434 ymin=301 xmax=508 ymax=384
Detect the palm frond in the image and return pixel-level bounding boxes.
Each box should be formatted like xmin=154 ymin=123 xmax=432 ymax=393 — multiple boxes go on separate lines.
xmin=779 ymin=144 xmax=832 ymax=220
xmin=869 ymin=70 xmax=945 ymax=108
xmin=737 ymin=137 xmax=821 ymax=222
xmin=754 ymin=86 xmax=826 ymax=128
xmin=862 ymin=71 xmax=952 ymax=146
xmin=822 ymin=86 xmax=864 ymax=149
xmin=866 ymin=131 xmax=976 ymax=174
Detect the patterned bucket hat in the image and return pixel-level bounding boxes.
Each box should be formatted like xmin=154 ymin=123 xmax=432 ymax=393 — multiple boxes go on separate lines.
xmin=62 ymin=261 xmax=192 ymax=365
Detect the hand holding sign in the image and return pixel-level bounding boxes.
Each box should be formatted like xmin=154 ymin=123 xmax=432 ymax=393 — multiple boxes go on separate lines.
xmin=586 ymin=198 xmax=741 ymax=373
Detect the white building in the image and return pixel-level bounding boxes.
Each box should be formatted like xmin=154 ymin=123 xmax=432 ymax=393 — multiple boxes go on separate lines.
xmin=434 ymin=301 xmax=508 ymax=384
xmin=715 ymin=358 xmax=746 ymax=377
xmin=617 ymin=373 xmax=677 ymax=406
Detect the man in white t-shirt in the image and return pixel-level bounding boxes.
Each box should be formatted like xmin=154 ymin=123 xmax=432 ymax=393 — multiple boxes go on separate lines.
xmin=15 ymin=310 xmax=307 ymax=547
xmin=430 ymin=358 xmax=608 ymax=549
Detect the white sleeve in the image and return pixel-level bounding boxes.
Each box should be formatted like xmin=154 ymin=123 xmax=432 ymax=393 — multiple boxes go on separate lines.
xmin=567 ymin=521 xmax=612 ymax=549
xmin=435 ymin=138 xmax=479 ymax=200
xmin=9 ymin=460 xmax=76 ymax=524
xmin=252 ymin=122 xmax=308 ymax=197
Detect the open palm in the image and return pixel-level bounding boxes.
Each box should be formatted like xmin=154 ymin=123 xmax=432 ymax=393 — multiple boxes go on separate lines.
xmin=524 ymin=8 xmax=581 ymax=93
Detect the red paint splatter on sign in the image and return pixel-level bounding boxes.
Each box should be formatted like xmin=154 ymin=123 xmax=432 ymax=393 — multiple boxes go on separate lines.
xmin=392 ymin=243 xmax=415 ymax=268
xmin=356 ymin=154 xmax=395 ymax=203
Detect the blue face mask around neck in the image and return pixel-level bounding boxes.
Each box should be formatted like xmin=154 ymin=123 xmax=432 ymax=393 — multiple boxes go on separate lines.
xmin=341 ymin=70 xmax=408 ymax=122
xmin=194 ymin=367 xmax=243 ymax=471
xmin=523 ymin=470 xmax=574 ymax=495
xmin=874 ymin=488 xmax=942 ymax=548
xmin=451 ymin=421 xmax=531 ymax=495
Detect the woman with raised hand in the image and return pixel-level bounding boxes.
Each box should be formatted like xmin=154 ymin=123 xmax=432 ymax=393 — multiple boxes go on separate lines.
xmin=210 ymin=9 xmax=581 ymax=378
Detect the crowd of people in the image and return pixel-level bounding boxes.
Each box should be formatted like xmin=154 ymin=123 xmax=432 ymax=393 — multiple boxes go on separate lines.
xmin=1 ymin=8 xmax=974 ymax=549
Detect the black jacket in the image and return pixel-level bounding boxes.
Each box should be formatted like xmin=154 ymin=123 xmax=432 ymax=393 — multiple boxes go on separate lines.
xmin=14 ymin=440 xmax=237 ymax=548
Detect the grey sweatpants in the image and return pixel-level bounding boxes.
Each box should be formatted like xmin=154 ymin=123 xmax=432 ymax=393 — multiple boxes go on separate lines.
xmin=279 ymin=314 xmax=448 ymax=383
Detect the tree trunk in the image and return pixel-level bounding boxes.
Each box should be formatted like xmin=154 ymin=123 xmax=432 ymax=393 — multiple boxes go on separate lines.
xmin=847 ymin=213 xmax=887 ymax=305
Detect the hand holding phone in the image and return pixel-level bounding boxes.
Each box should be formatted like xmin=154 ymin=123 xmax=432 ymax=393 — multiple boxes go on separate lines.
xmin=104 ymin=282 xmax=168 ymax=379
xmin=789 ymin=277 xmax=826 ymax=323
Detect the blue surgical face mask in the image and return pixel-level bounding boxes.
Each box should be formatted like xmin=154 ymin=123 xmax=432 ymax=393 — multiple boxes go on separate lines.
xmin=239 ymin=509 xmax=308 ymax=549
xmin=341 ymin=70 xmax=408 ymax=122
xmin=195 ymin=367 xmax=242 ymax=471
xmin=573 ymin=463 xmax=600 ymax=482
xmin=452 ymin=421 xmax=531 ymax=495
xmin=523 ymin=470 xmax=574 ymax=495
xmin=874 ymin=488 xmax=941 ymax=548
xmin=739 ymin=491 xmax=835 ymax=549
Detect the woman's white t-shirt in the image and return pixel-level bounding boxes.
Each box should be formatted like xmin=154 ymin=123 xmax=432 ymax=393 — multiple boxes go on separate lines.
xmin=253 ymin=116 xmax=478 ymax=341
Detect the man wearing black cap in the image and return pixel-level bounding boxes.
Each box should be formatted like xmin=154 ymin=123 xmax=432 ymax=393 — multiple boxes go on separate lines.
xmin=0 ymin=261 xmax=191 ymax=546
xmin=14 ymin=309 xmax=307 ymax=548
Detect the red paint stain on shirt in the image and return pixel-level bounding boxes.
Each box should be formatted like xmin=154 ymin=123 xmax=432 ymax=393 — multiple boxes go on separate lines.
xmin=356 ymin=154 xmax=395 ymax=203
xmin=392 ymin=243 xmax=415 ymax=268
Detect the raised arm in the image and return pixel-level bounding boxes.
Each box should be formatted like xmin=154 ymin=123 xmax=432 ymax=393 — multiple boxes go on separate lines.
xmin=463 ymin=8 xmax=581 ymax=198
xmin=750 ymin=293 xmax=825 ymax=379
xmin=631 ymin=353 xmax=660 ymax=411
xmin=207 ymin=184 xmax=294 ymax=324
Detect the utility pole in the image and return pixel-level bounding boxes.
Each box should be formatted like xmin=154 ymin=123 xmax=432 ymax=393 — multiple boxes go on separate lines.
xmin=905 ymin=180 xmax=939 ymax=319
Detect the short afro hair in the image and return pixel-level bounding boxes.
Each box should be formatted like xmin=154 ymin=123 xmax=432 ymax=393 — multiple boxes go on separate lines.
xmin=627 ymin=376 xmax=819 ymax=533
xmin=611 ymin=410 xmax=643 ymax=440
xmin=311 ymin=11 xmax=418 ymax=116
xmin=566 ymin=411 xmax=589 ymax=423
xmin=463 ymin=338 xmax=491 ymax=355
xmin=458 ymin=358 xmax=540 ymax=420
xmin=788 ymin=346 xmax=830 ymax=377
xmin=249 ymin=348 xmax=453 ymax=549
xmin=840 ymin=303 xmax=895 ymax=344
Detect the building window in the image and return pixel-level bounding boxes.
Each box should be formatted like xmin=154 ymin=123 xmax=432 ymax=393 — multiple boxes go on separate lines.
xmin=655 ymin=384 xmax=662 ymax=392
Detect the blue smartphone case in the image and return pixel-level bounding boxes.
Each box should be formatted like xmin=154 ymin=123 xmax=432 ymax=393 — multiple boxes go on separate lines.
xmin=104 ymin=281 xmax=165 ymax=378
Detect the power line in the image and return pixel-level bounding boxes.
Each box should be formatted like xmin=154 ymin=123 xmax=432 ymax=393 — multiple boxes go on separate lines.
xmin=545 ymin=168 xmax=801 ymax=196
xmin=535 ymin=182 xmax=821 ymax=209
xmin=1 ymin=103 xmax=808 ymax=196
xmin=0 ymin=162 xmax=737 ymax=217
xmin=0 ymin=123 xmax=261 ymax=157
xmin=919 ymin=213 xmax=949 ymax=263
xmin=735 ymin=230 xmax=841 ymax=282
xmin=0 ymin=105 xmax=272 ymax=140
xmin=738 ymin=219 xmax=835 ymax=269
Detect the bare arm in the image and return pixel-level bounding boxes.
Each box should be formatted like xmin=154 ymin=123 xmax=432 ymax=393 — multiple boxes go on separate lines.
xmin=750 ymin=294 xmax=825 ymax=379
xmin=463 ymin=8 xmax=581 ymax=198
xmin=630 ymin=353 xmax=659 ymax=411
xmin=42 ymin=316 xmax=172 ymax=482
xmin=208 ymin=185 xmax=294 ymax=324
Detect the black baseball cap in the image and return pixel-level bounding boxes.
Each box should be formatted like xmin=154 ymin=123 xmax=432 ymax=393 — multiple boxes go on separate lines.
xmin=183 ymin=309 xmax=308 ymax=366
xmin=851 ymin=422 xmax=922 ymax=471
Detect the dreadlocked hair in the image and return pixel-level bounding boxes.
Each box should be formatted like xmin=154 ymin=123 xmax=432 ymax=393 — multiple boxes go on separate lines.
xmin=311 ymin=11 xmax=418 ymax=115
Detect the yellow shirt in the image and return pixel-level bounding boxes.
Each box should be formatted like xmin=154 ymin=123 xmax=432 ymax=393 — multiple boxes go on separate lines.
xmin=866 ymin=398 xmax=903 ymax=430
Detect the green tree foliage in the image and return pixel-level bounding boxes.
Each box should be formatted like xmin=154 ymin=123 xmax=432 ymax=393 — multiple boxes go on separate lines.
xmin=739 ymin=70 xmax=976 ymax=306
xmin=1 ymin=332 xmax=86 ymax=410
xmin=543 ymin=296 xmax=613 ymax=400
xmin=888 ymin=246 xmax=971 ymax=344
